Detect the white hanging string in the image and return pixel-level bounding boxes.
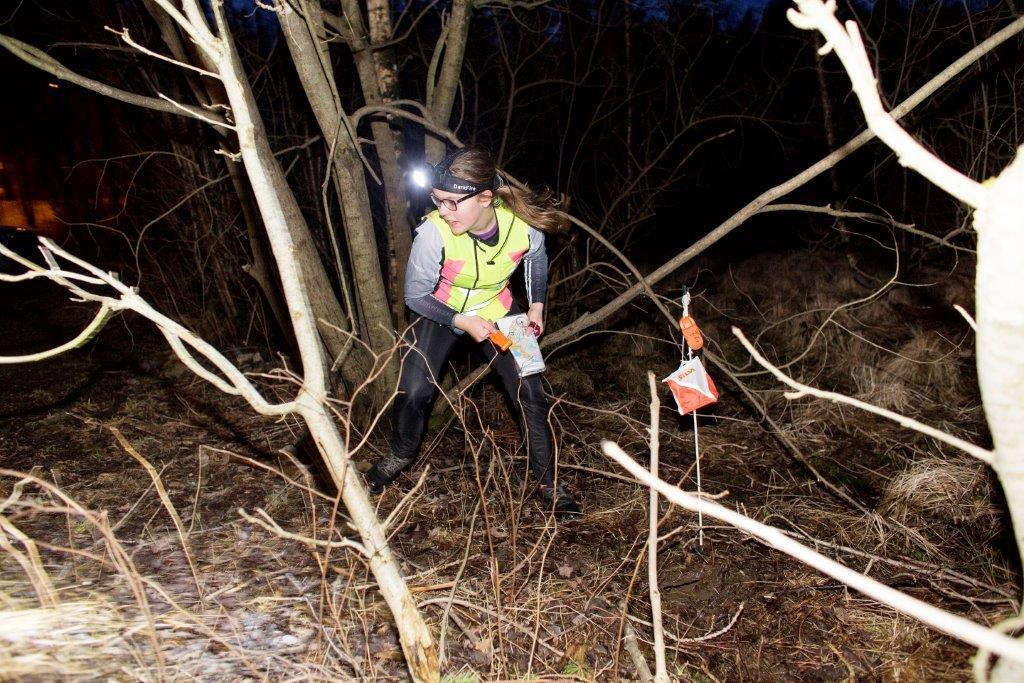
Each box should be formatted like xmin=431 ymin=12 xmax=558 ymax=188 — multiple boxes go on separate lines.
xmin=681 ymin=290 xmax=705 ymax=546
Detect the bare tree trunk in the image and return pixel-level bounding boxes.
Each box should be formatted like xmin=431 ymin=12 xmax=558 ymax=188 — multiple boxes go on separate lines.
xmin=202 ymin=4 xmax=438 ymax=678
xmin=337 ymin=0 xmax=412 ymax=328
xmin=814 ymin=41 xmax=856 ymax=273
xmin=425 ymin=0 xmax=472 ymax=162
xmin=145 ymin=0 xmax=288 ymax=341
xmin=623 ymin=0 xmax=633 ymax=156
xmin=278 ymin=2 xmax=398 ymax=389
xmin=367 ymin=0 xmax=401 ymax=103
xmin=228 ymin=160 xmax=297 ymax=351
xmin=142 ymin=0 xmax=356 ymax=383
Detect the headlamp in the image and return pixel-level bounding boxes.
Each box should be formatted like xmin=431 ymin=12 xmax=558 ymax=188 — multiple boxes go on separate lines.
xmin=410 ymin=150 xmax=496 ymax=194
xmin=410 ymin=166 xmax=430 ymax=189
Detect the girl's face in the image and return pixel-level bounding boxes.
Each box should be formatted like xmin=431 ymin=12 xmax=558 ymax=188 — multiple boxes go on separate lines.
xmin=432 ymin=189 xmax=494 ymax=235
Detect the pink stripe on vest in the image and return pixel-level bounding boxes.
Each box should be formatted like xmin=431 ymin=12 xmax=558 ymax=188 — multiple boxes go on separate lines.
xmin=498 ymin=287 xmax=513 ymax=311
xmin=434 ymin=258 xmax=465 ymax=303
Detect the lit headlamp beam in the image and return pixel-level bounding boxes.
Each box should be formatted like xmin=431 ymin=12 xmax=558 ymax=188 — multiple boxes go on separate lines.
xmin=410 ymin=167 xmax=430 ymax=188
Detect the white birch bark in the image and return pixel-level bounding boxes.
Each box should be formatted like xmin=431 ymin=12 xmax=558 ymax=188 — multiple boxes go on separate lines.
xmin=142 ymin=0 xmax=366 ymax=385
xmin=975 ymin=150 xmax=1024 ymax=581
xmin=131 ymin=1 xmax=440 ymax=678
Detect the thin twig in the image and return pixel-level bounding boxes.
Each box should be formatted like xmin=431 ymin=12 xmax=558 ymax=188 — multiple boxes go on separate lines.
xmin=238 ymin=508 xmax=368 ymax=555
xmin=601 ymin=441 xmax=1024 ymax=666
xmin=732 ymin=327 xmax=994 ymax=464
xmin=621 ymin=602 xmax=654 ymax=682
xmin=109 ymin=426 xmax=205 ymax=601
xmin=437 ymin=501 xmax=479 ymax=665
xmin=647 ymin=373 xmax=668 ymax=682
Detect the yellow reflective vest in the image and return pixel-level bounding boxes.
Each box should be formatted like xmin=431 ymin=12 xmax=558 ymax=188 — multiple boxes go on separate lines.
xmin=424 ymin=203 xmax=531 ymax=322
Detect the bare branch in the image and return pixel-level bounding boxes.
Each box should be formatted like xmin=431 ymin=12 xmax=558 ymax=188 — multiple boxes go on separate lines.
xmin=0 ymin=34 xmax=227 ymax=125
xmin=541 ymin=13 xmax=1024 ymax=353
xmin=157 ymin=92 xmax=236 ymax=129
xmin=0 ymin=303 xmax=114 ymax=364
xmin=647 ymin=373 xmax=669 ymax=683
xmin=104 ymin=25 xmax=220 ymax=79
xmin=159 ymin=330 xmax=240 ymax=395
xmin=20 ymin=239 xmax=297 ymax=416
xmin=624 ymin=602 xmax=745 ymax=644
xmin=600 ymin=440 xmax=1024 ymax=666
xmin=238 ymin=508 xmax=368 ymax=555
xmin=349 ymin=101 xmax=461 ymax=145
xmin=955 ymin=304 xmax=978 ymax=331
xmin=621 ymin=610 xmax=654 ymax=682
xmin=149 ymin=0 xmax=221 ymax=59
xmin=788 ymin=0 xmax=986 ymax=207
xmin=731 ymin=327 xmax=994 ymax=464
xmin=759 ymin=202 xmax=973 ymax=251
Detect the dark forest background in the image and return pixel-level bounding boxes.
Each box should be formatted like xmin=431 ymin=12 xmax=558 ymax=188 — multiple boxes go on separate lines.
xmin=4 ymin=0 xmax=1018 ymax=347
xmin=2 ymin=0 xmax=1023 ymax=679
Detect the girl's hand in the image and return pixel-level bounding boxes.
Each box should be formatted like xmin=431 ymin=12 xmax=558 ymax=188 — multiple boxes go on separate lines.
xmin=454 ymin=314 xmax=497 ymax=343
xmin=527 ymin=303 xmax=544 ymax=337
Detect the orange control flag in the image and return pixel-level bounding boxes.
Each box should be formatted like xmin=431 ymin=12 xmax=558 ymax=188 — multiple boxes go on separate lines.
xmin=663 ymin=356 xmax=718 ymax=415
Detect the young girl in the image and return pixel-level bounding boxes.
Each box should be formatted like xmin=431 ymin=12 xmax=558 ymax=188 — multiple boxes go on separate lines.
xmin=366 ymin=146 xmax=581 ymax=518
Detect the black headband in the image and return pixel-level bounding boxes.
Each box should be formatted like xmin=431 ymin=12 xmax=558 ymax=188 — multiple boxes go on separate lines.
xmin=432 ymin=150 xmax=496 ymax=194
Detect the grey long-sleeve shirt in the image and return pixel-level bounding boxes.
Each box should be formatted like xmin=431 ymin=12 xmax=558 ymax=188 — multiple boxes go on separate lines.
xmin=404 ymin=219 xmax=548 ymax=327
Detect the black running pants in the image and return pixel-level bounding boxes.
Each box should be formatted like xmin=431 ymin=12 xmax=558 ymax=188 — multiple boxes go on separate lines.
xmin=390 ymin=314 xmax=555 ymax=487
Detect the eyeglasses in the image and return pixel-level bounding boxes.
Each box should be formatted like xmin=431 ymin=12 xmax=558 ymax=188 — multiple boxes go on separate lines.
xmin=430 ymin=188 xmax=485 ymax=212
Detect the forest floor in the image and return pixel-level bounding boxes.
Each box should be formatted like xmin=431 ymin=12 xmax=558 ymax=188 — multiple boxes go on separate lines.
xmin=0 ymin=245 xmax=1017 ymax=681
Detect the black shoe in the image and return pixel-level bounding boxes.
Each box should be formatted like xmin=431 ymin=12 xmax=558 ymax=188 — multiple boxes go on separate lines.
xmin=366 ymin=452 xmax=415 ymax=494
xmin=538 ymin=483 xmax=582 ymax=520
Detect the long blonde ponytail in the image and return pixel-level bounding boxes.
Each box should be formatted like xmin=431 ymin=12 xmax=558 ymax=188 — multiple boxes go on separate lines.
xmin=445 ymin=146 xmax=569 ymax=235
xmin=496 ymin=183 xmax=568 ymax=235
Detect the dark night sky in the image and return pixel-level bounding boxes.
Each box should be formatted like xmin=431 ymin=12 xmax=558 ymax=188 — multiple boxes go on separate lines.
xmin=626 ymin=0 xmax=997 ymax=29
xmin=214 ymin=0 xmax=1000 ymax=37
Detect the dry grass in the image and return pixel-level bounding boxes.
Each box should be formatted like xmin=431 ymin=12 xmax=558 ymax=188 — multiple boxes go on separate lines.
xmin=882 ymin=331 xmax=963 ymax=396
xmin=0 ymin=377 xmax=1007 ymax=683
xmin=0 ymin=245 xmax=1008 ymax=681
xmin=0 ymin=598 xmax=132 ymax=681
xmin=832 ymin=599 xmax=969 ymax=681
xmin=851 ymin=363 xmax=915 ymax=412
xmin=880 ymin=457 xmax=998 ymax=534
